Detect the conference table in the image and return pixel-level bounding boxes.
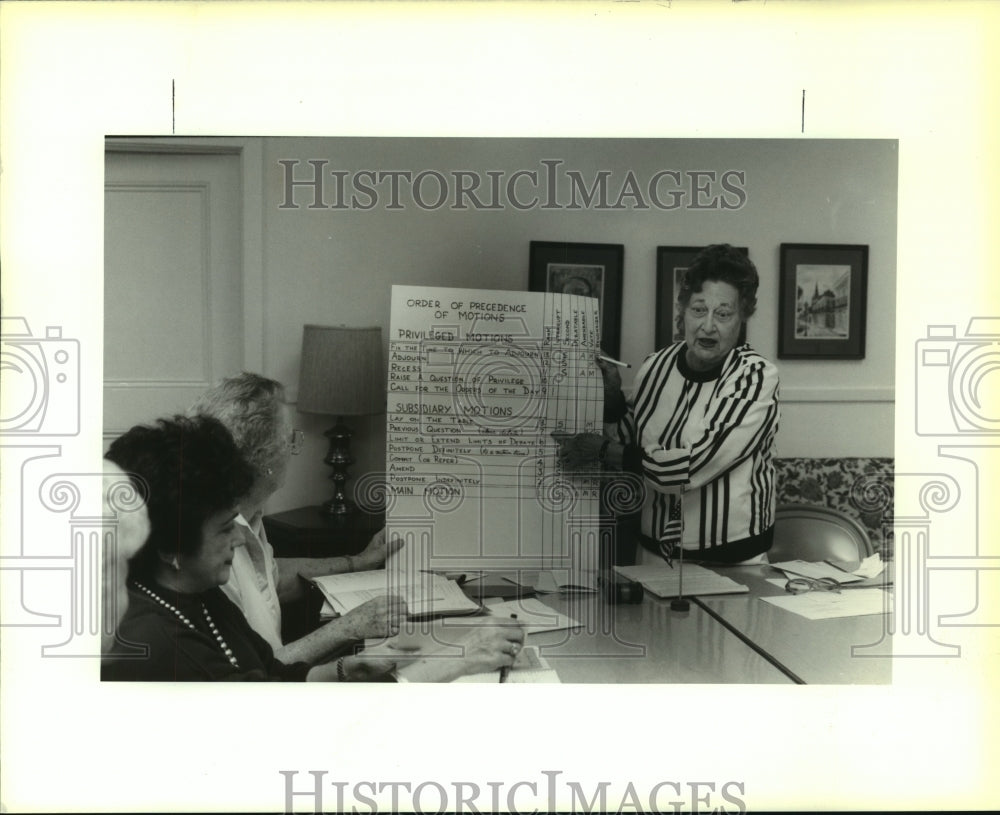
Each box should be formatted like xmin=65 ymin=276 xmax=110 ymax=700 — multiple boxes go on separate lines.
xmin=358 ymin=563 xmax=892 ymax=685
xmin=491 ymin=584 xmax=795 ymax=684
xmin=693 ymin=564 xmax=892 ymax=684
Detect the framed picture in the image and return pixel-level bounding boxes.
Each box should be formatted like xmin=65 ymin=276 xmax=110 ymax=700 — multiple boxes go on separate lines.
xmin=655 ymin=245 xmax=749 ymax=350
xmin=778 ymin=243 xmax=868 ymax=359
xmin=529 ymin=240 xmax=624 ymax=357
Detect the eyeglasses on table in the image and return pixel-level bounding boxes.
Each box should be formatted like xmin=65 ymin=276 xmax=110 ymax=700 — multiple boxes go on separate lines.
xmin=784 ymin=576 xmax=842 ymax=594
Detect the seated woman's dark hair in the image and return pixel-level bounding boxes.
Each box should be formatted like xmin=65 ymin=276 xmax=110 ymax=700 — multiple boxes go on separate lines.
xmin=675 ymin=244 xmax=760 ymax=333
xmin=104 ymin=415 xmax=255 ymax=582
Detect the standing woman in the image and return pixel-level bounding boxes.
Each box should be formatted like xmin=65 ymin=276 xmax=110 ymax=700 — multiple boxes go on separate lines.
xmin=557 ymin=244 xmax=780 ymax=564
xmin=191 ymin=373 xmax=403 ymax=666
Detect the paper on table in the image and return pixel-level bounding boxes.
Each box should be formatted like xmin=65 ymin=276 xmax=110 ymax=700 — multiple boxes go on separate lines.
xmin=453 ymin=646 xmax=561 ymax=683
xmin=555 ymin=571 xmax=598 ymax=593
xmin=500 ymin=571 xmax=539 ymax=588
xmin=766 ymin=576 xmax=892 ymax=590
xmin=531 ymin=570 xmax=597 ymax=593
xmin=613 ymin=563 xmax=749 ymax=598
xmin=532 ymin=571 xmax=559 ymax=593
xmin=360 ymin=630 xmax=560 ymax=683
xmin=769 ymin=560 xmax=866 ymax=583
xmin=483 ymin=597 xmax=582 ymax=634
xmin=761 ymin=588 xmax=891 ymax=619
xmin=852 ymin=553 xmax=886 ymax=579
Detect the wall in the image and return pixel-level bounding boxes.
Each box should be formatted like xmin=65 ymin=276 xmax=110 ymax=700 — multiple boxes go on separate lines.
xmin=257 ymin=137 xmax=897 ymax=512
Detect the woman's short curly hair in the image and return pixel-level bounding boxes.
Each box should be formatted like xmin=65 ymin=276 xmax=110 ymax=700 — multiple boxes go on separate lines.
xmin=105 ymin=415 xmax=254 ymax=581
xmin=675 ymin=244 xmax=760 ymax=333
xmin=189 ymin=372 xmax=288 ymax=482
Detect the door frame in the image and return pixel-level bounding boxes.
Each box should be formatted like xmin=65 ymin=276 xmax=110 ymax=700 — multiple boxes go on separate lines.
xmin=104 ymin=137 xmax=265 ymax=372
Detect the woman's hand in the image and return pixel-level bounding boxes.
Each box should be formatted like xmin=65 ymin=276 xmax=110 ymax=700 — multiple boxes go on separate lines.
xmin=394 ymin=617 xmax=526 ymax=682
xmin=552 ymin=432 xmax=606 ymax=472
xmin=305 ymin=652 xmax=398 ymax=682
xmin=353 ymin=526 xmax=404 ymax=571
xmin=596 ymin=355 xmax=623 ymax=397
xmin=453 ymin=617 xmax=526 ymax=676
xmin=341 ymin=593 xmax=407 ymax=640
xmin=341 ymin=653 xmax=398 ymax=682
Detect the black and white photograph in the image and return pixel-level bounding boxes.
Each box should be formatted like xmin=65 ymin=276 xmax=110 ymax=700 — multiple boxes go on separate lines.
xmin=529 ymin=239 xmax=624 ymax=357
xmin=779 ymin=242 xmax=869 ymax=360
xmin=795 ymin=265 xmax=851 ymax=339
xmin=547 ymin=263 xmax=604 ymax=300
xmin=2 ymin=2 xmax=998 ymax=814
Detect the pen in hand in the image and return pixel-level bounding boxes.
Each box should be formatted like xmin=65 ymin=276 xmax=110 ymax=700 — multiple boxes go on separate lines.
xmin=499 ymin=613 xmax=518 ymax=683
xmin=597 ymin=354 xmax=631 ymax=369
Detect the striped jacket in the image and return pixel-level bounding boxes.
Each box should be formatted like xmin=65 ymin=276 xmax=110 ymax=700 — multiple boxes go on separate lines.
xmin=614 ymin=342 xmax=780 ymax=558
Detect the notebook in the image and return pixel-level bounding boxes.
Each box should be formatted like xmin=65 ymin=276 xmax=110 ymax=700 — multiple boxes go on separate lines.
xmin=612 ymin=563 xmax=749 ymax=598
xmin=310 ymin=569 xmax=480 ymax=619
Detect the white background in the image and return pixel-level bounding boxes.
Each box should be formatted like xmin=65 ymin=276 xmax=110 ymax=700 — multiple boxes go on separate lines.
xmin=2 ymin=1 xmax=998 ymax=812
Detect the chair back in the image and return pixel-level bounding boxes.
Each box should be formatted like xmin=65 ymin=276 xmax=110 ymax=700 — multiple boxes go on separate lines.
xmin=769 ymin=504 xmax=874 ymax=566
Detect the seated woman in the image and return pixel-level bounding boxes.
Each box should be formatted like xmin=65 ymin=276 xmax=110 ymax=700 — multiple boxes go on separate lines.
xmin=102 ymin=415 xmax=523 ymax=682
xmin=190 ymin=373 xmax=403 ymax=665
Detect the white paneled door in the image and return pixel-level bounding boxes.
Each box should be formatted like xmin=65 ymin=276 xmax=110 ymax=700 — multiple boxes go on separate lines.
xmin=104 ymin=149 xmax=244 ymax=442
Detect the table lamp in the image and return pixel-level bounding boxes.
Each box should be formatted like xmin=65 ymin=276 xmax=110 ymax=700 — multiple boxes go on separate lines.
xmin=297 ymin=324 xmax=385 ymax=516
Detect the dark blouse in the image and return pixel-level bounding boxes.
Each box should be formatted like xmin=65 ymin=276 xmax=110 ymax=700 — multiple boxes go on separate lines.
xmin=102 ymin=581 xmax=310 ymax=682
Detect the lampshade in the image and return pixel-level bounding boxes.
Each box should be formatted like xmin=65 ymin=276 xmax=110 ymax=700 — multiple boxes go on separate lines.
xmin=297 ymin=325 xmax=385 ymax=415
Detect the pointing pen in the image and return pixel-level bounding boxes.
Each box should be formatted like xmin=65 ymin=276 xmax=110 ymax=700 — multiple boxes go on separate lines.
xmin=596 ymin=354 xmax=631 ymax=369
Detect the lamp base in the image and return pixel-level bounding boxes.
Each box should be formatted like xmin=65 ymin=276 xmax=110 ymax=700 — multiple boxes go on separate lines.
xmin=320 ymin=496 xmax=356 ymax=516
xmin=320 ymin=418 xmax=357 ymax=516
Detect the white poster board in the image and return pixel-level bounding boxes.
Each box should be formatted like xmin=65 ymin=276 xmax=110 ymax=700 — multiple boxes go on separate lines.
xmin=386 ymin=285 xmax=604 ymax=573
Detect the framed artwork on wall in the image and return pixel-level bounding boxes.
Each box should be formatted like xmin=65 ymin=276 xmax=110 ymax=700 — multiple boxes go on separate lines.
xmin=655 ymin=245 xmax=749 ymax=350
xmin=778 ymin=243 xmax=868 ymax=360
xmin=529 ymin=240 xmax=624 ymax=358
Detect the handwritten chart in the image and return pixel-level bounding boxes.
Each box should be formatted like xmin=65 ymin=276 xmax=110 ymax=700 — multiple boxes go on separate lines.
xmin=386 ymin=285 xmax=603 ymax=571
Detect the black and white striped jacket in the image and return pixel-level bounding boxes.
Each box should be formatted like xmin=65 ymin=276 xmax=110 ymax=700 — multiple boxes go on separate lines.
xmin=614 ymin=342 xmax=780 ymax=559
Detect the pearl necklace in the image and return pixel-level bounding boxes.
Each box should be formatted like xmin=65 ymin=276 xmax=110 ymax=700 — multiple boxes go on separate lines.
xmin=133 ymin=581 xmax=240 ymax=669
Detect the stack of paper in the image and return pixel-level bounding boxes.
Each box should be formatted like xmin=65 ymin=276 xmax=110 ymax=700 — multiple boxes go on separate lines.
xmin=530 ymin=570 xmax=598 ymax=594
xmin=770 ymin=555 xmax=889 ymax=588
xmin=761 ymin=589 xmax=891 ymax=620
xmin=613 ymin=563 xmax=749 ymax=598
xmin=311 ymin=569 xmax=480 ymax=619
xmin=769 ymin=559 xmax=865 ymax=583
xmin=482 ymin=597 xmax=582 ymax=634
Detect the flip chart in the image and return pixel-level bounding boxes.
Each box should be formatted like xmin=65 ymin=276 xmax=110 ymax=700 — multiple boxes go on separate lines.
xmin=386 ymin=285 xmax=604 ymax=572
